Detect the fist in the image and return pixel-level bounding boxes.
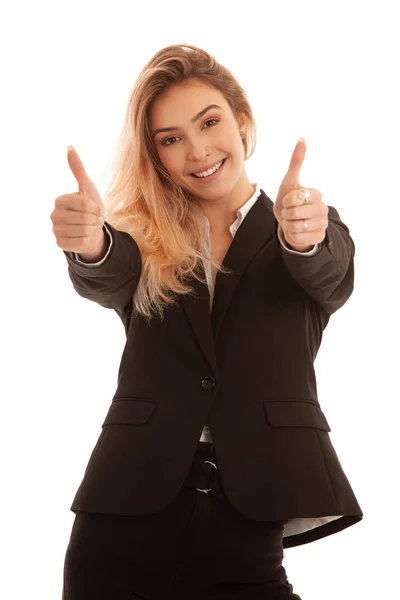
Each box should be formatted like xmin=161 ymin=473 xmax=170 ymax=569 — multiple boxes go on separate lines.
xmin=50 ymin=146 xmax=106 ymax=254
xmin=273 ymin=138 xmax=329 ymax=252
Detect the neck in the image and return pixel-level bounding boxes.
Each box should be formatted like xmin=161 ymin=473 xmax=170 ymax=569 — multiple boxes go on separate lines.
xmin=196 ymin=171 xmax=256 ymax=236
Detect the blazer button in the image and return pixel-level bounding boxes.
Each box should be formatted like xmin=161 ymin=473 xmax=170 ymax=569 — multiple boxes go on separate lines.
xmin=201 ymin=376 xmax=215 ymax=390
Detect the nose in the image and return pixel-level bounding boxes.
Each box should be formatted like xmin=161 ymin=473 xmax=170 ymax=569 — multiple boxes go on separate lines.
xmin=186 ymin=138 xmax=212 ymax=163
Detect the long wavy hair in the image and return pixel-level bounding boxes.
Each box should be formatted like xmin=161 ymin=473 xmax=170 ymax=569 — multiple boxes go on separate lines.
xmin=103 ymin=43 xmax=257 ymax=322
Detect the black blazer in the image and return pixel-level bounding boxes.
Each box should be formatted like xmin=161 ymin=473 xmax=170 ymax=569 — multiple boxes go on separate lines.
xmin=63 ymin=188 xmax=363 ymax=549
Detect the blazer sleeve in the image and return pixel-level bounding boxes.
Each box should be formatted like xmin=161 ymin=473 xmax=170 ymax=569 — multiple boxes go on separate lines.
xmin=63 ymin=221 xmax=142 ymax=315
xmin=276 ymin=205 xmax=355 ymax=315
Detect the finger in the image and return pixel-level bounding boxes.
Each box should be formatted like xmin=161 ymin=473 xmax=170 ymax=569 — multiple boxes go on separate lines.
xmin=286 ymin=137 xmax=306 ymax=183
xmin=55 ymin=193 xmax=103 ymax=217
xmin=277 ymin=138 xmax=307 ymax=197
xmin=67 ymin=146 xmax=92 ymax=193
xmin=281 ymin=217 xmax=328 ymax=234
xmin=57 ymin=206 xmax=103 ymax=225
xmin=282 ymin=188 xmax=316 ymax=209
xmin=54 ymin=221 xmax=103 ymax=240
xmin=281 ymin=205 xmax=316 ymax=221
xmin=67 ymin=146 xmax=103 ymax=206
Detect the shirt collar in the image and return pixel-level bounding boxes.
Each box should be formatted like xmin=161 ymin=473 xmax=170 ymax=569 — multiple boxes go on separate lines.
xmin=234 ymin=182 xmax=261 ymax=226
xmin=203 ymin=183 xmax=261 ymax=236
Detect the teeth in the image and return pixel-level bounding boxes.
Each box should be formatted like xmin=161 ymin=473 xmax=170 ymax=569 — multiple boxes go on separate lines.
xmin=193 ymin=159 xmax=224 ymax=178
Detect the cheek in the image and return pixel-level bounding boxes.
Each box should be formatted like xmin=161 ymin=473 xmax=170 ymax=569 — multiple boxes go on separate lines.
xmin=157 ymin=151 xmax=178 ymax=176
xmin=160 ymin=144 xmax=187 ymax=169
xmin=221 ymin=130 xmax=242 ymax=155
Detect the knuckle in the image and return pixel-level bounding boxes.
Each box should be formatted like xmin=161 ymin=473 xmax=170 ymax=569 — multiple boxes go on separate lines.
xmin=84 ymin=213 xmax=96 ymax=226
xmin=90 ymin=200 xmax=100 ymax=213
xmin=83 ymin=224 xmax=93 ymax=236
xmin=286 ymin=221 xmax=293 ymax=232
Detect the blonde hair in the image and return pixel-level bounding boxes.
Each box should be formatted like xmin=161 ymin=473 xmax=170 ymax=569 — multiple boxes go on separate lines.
xmin=103 ymin=43 xmax=257 ymax=322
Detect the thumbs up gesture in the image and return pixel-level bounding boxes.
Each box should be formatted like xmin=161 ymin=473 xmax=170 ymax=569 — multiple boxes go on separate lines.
xmin=273 ymin=138 xmax=329 ymax=252
xmin=50 ymin=146 xmax=107 ymax=256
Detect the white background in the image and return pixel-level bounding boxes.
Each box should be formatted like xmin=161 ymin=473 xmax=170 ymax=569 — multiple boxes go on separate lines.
xmin=1 ymin=1 xmax=399 ymax=598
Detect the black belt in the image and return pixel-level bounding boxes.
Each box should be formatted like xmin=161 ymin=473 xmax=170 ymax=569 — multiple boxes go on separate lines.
xmin=183 ymin=441 xmax=224 ymax=495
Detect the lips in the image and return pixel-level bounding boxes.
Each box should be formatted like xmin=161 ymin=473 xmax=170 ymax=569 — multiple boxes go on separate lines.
xmin=190 ymin=158 xmax=226 ymax=177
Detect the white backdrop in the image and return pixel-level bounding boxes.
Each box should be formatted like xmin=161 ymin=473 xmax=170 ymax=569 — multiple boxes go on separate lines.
xmin=1 ymin=1 xmax=399 ymax=598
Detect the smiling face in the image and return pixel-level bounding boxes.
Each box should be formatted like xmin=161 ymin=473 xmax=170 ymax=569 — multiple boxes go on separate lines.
xmin=148 ymin=78 xmax=247 ymax=203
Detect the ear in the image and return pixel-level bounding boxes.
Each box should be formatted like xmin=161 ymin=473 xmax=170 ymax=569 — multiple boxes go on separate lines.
xmin=238 ymin=111 xmax=247 ymax=132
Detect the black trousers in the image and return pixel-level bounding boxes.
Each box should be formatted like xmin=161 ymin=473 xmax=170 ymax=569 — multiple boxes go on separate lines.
xmin=62 ymin=441 xmax=302 ymax=599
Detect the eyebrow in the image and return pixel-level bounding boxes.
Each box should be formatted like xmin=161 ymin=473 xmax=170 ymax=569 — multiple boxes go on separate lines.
xmin=152 ymin=104 xmax=224 ymax=138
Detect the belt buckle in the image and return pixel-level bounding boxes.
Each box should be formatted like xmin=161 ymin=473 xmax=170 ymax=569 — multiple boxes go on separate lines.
xmin=196 ymin=460 xmax=218 ymax=494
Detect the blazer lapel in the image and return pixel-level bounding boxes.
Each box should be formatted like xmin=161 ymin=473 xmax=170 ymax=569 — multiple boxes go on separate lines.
xmin=211 ymin=189 xmax=276 ymax=340
xmin=180 ymin=189 xmax=276 ymax=371
xmin=179 ymin=264 xmax=218 ymax=372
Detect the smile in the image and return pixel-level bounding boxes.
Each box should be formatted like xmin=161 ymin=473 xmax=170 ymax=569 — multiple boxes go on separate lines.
xmin=190 ymin=158 xmax=227 ymax=180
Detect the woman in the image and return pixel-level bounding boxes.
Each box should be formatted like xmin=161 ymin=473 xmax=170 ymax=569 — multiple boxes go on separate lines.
xmin=53 ymin=43 xmax=363 ymax=599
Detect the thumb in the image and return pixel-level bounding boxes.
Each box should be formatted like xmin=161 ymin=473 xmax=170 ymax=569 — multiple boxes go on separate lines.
xmin=67 ymin=146 xmax=104 ymax=208
xmin=277 ymin=137 xmax=307 ymax=199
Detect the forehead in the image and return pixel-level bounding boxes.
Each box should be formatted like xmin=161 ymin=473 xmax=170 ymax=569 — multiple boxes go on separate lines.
xmin=148 ymin=79 xmax=228 ymax=127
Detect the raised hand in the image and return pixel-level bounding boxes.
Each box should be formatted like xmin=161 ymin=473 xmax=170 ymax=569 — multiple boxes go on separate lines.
xmin=50 ymin=146 xmax=106 ymax=256
xmin=273 ymin=138 xmax=329 ymax=252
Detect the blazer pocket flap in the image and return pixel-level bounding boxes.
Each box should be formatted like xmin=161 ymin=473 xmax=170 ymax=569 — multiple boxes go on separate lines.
xmin=263 ymin=401 xmax=331 ymax=431
xmin=102 ymin=398 xmax=156 ymax=426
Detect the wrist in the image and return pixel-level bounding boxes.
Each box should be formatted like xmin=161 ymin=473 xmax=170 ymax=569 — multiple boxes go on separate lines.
xmin=77 ymin=230 xmax=107 ymax=263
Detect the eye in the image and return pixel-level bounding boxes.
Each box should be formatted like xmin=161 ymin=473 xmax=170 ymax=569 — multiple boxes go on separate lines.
xmin=162 ymin=135 xmax=179 ymax=147
xmin=161 ymin=118 xmax=219 ymax=146
xmin=203 ymin=118 xmax=218 ymax=128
